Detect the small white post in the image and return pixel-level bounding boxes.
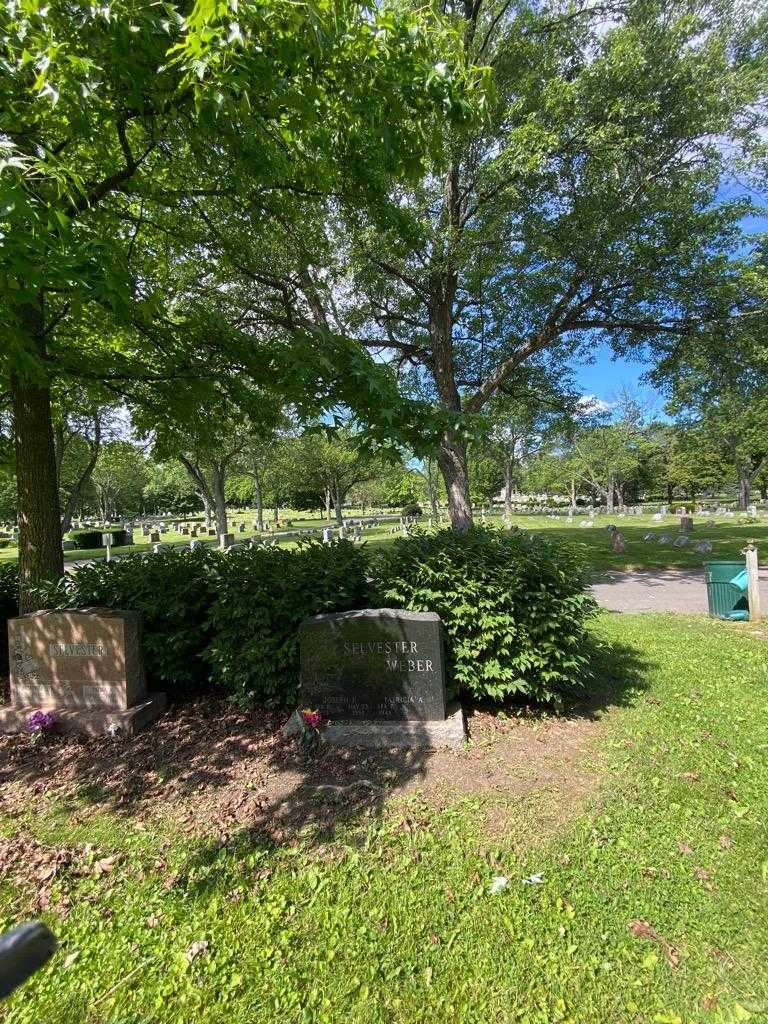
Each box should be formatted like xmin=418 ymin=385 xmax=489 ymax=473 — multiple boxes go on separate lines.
xmin=744 ymin=541 xmax=761 ymax=623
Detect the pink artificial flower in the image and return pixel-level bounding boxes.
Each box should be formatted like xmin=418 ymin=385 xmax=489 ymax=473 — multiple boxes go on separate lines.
xmin=299 ymin=708 xmax=323 ymax=729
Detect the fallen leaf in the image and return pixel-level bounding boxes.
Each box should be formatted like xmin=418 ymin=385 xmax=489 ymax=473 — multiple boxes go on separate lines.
xmin=489 ymin=876 xmax=508 ymax=894
xmin=185 ymin=939 xmax=210 ymax=962
xmin=145 ymin=915 xmax=161 ymax=929
xmin=701 ymin=995 xmax=718 ymax=1011
xmin=62 ymin=951 xmax=79 ymax=969
xmin=677 ymin=841 xmax=694 ymax=855
xmin=628 ymin=919 xmax=680 ymax=968
xmin=695 ymin=867 xmax=711 ymax=882
xmin=718 ymin=835 xmax=734 ymax=850
xmin=92 ymin=855 xmax=120 ymax=876
xmin=680 ymin=772 xmax=700 ymax=783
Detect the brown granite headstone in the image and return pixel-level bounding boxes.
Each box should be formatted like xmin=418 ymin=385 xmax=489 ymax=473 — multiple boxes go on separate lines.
xmin=1 ymin=609 xmax=165 ymax=736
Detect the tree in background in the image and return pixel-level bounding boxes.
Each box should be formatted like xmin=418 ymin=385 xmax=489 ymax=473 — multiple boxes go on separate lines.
xmin=481 ymin=365 xmax=579 ymax=521
xmin=347 ymin=464 xmax=421 ymax=513
xmin=656 ymin=317 xmax=768 ymax=509
xmin=330 ymin=0 xmax=762 ymax=529
xmin=298 ymin=430 xmax=386 ymax=526
xmin=700 ymin=396 xmax=768 ymax=509
xmin=90 ymin=442 xmax=148 ymax=522
xmin=53 ymin=392 xmax=123 ymax=534
xmin=414 ymin=456 xmax=445 ymax=518
xmin=662 ymin=423 xmax=732 ymax=502
xmin=143 ymin=461 xmax=201 ymax=516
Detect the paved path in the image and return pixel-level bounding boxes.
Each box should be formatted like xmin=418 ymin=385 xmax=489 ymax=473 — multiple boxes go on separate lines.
xmin=591 ymin=567 xmax=768 ymax=613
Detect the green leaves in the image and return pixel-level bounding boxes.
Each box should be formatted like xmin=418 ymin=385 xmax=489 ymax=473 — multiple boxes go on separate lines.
xmin=205 ymin=539 xmax=370 ymax=705
xmin=371 ymin=526 xmax=597 ymax=706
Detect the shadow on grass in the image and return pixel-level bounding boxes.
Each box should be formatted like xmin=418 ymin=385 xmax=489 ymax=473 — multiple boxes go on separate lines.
xmin=0 ymin=699 xmax=434 ymax=848
xmin=0 ymin=626 xmax=652 ymax=865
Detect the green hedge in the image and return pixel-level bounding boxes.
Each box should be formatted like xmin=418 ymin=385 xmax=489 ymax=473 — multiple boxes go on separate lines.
xmin=33 ymin=549 xmax=218 ymax=699
xmin=66 ymin=528 xmax=129 ymax=550
xmin=205 ymin=539 xmax=370 ymax=707
xmin=370 ymin=527 xmax=596 ymax=707
xmin=0 ymin=539 xmax=14 ymax=549
xmin=22 ymin=529 xmax=596 ymax=711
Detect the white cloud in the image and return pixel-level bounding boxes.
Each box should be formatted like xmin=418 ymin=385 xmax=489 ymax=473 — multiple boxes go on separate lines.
xmin=576 ymin=394 xmax=614 ymax=415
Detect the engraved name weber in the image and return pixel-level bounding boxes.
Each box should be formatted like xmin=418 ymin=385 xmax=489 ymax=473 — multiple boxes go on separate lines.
xmin=342 ymin=639 xmax=434 ymax=673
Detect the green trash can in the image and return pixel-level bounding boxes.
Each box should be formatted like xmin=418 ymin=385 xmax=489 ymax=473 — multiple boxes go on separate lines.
xmin=704 ymin=561 xmax=749 ymax=620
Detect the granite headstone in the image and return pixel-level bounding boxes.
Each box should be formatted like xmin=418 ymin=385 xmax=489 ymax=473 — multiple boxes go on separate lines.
xmin=0 ymin=609 xmax=166 ymax=736
xmin=299 ymin=609 xmax=447 ymax=721
xmin=286 ymin=609 xmax=465 ymax=748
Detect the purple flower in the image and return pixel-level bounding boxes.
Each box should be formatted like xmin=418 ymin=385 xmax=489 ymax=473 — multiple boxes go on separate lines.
xmin=26 ymin=710 xmax=57 ymax=734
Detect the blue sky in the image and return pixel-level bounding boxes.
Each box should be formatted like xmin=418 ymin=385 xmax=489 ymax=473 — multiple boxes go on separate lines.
xmin=573 ymin=344 xmax=657 ymax=407
xmin=575 ymin=179 xmax=768 ymax=413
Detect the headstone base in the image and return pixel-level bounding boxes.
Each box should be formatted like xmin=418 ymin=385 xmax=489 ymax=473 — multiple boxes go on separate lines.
xmin=282 ymin=702 xmax=467 ymax=750
xmin=0 ymin=693 xmax=166 ymax=738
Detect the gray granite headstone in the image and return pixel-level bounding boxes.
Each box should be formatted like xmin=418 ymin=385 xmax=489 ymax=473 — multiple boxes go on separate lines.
xmin=298 ymin=609 xmax=448 ymax=721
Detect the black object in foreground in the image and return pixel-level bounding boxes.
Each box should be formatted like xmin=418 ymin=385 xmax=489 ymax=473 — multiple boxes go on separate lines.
xmin=0 ymin=922 xmax=57 ymax=999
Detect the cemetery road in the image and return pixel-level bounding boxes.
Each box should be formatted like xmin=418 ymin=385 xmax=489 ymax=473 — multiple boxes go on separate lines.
xmin=591 ymin=567 xmax=768 ymax=614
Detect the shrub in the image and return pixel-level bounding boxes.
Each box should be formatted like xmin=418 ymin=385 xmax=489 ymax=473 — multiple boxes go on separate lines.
xmin=401 ymin=504 xmax=423 ymax=518
xmin=32 ymin=549 xmax=218 ymax=699
xmin=66 ymin=528 xmax=128 ymax=550
xmin=0 ymin=563 xmax=19 ymax=681
xmin=205 ymin=539 xmax=370 ymax=707
xmin=0 ymin=539 xmax=14 ymax=549
xmin=370 ymin=526 xmax=596 ymax=707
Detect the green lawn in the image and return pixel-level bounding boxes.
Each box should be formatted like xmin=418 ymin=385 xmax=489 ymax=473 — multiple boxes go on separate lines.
xmin=486 ymin=514 xmax=768 ymax=572
xmin=2 ymin=613 xmax=767 ymax=1022
xmin=0 ymin=518 xmax=399 ymax=564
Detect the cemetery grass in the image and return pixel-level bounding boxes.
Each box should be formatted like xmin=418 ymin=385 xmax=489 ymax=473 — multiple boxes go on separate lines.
xmin=484 ymin=515 xmax=768 ymax=574
xmin=1 ymin=615 xmax=767 ymax=1022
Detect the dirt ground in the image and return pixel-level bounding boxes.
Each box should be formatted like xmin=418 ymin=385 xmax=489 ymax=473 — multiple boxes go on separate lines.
xmin=0 ymin=700 xmax=605 ymax=848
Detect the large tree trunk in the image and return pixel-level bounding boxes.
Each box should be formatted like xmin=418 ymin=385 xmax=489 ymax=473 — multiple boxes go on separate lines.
xmin=333 ymin=482 xmax=344 ymax=526
xmin=11 ymin=304 xmax=64 ymax=612
xmin=211 ymin=463 xmax=228 ymax=535
xmin=438 ymin=436 xmax=473 ymax=532
xmin=324 ymin=487 xmax=332 ymax=522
